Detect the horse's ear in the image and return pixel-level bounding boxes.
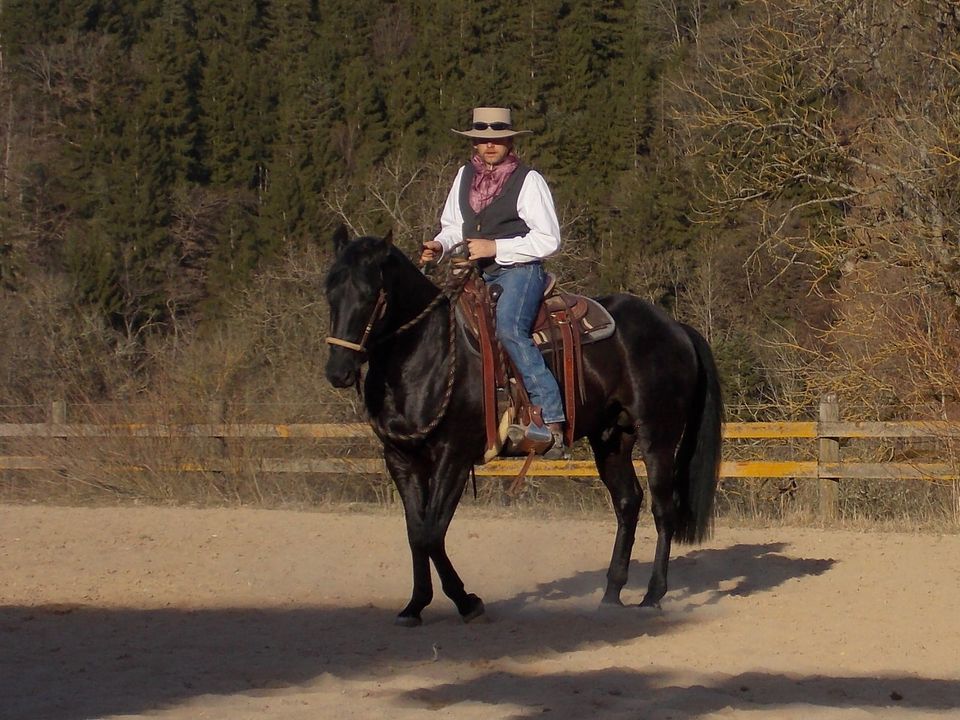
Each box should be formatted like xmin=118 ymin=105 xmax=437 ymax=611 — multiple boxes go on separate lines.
xmin=382 ymin=230 xmax=394 ymax=246
xmin=332 ymin=224 xmax=350 ymax=255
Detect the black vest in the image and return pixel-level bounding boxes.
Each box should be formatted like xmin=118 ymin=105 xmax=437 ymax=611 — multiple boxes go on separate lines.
xmin=459 ymin=163 xmax=532 ymax=261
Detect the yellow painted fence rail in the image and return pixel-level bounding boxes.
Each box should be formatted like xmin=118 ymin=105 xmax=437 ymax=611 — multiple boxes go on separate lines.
xmin=2 ymin=394 xmax=959 ymax=515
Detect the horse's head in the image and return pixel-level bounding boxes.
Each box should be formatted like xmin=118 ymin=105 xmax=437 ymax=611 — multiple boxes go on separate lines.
xmin=324 ymin=225 xmax=395 ymax=388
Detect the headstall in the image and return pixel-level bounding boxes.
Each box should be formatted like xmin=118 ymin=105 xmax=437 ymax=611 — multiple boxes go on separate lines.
xmin=326 ymin=289 xmax=387 ymax=353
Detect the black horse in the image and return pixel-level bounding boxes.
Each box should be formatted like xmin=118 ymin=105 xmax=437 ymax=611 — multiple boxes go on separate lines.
xmin=324 ymin=227 xmax=723 ymax=626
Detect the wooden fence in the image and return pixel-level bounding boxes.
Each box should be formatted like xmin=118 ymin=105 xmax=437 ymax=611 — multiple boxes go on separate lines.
xmin=2 ymin=394 xmax=959 ymax=518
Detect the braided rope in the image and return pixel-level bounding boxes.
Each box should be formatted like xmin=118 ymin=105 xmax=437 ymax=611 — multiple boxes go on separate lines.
xmin=369 ymin=258 xmax=475 ymax=443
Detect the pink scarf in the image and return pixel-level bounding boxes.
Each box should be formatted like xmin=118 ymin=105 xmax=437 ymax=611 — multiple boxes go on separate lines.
xmin=468 ymin=152 xmax=520 ymax=214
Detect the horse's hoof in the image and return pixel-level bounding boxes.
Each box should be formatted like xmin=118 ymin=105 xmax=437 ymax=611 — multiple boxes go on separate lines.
xmin=395 ymin=614 xmax=423 ymax=628
xmin=461 ymin=595 xmax=487 ymax=623
xmin=638 ymin=597 xmax=663 ymax=611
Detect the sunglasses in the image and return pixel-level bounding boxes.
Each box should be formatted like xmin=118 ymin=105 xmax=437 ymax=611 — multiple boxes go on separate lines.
xmin=471 ymin=122 xmax=512 ymax=131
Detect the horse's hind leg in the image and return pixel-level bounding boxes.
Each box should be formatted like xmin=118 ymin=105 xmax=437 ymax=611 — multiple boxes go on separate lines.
xmin=590 ymin=427 xmax=642 ymax=606
xmin=641 ymin=447 xmax=678 ymax=608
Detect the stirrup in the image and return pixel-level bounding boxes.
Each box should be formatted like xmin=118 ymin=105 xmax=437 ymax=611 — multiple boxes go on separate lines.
xmin=542 ymin=431 xmax=568 ymax=460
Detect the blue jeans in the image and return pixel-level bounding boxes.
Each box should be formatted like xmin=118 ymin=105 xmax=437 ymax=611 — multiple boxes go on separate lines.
xmin=484 ymin=263 xmax=566 ymax=424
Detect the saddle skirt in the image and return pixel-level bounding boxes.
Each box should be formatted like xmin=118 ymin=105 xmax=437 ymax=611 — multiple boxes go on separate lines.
xmin=532 ymin=293 xmax=616 ymax=351
xmin=455 ymin=275 xmax=616 ymax=463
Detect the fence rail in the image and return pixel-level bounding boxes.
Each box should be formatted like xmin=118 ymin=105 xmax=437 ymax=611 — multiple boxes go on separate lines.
xmin=2 ymin=396 xmax=958 ymax=492
xmin=5 ymin=419 xmax=958 ymax=441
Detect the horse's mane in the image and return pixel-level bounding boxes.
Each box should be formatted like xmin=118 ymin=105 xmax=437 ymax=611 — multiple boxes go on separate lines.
xmin=326 ymin=234 xmax=439 ymax=309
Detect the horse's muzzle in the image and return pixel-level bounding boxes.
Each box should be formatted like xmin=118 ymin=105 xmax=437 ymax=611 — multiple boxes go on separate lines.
xmin=325 ymin=364 xmax=358 ymax=388
xmin=325 ymin=351 xmax=361 ymax=389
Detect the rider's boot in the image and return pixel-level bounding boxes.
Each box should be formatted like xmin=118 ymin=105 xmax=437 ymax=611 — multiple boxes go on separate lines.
xmin=542 ymin=422 xmax=569 ymax=460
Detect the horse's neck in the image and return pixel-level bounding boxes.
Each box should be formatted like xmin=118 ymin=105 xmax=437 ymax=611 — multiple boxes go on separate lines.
xmin=378 ymin=268 xmax=448 ymax=372
xmin=366 ymin=265 xmax=460 ymax=424
xmin=383 ymin=263 xmax=441 ymax=332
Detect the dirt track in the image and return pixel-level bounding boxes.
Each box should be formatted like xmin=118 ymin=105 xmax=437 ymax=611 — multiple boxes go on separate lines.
xmin=2 ymin=504 xmax=959 ymax=719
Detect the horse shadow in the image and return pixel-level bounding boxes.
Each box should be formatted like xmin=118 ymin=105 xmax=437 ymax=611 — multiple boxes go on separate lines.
xmin=668 ymin=541 xmax=836 ymax=605
xmin=1 ymin=542 xmax=837 ymax=720
xmin=495 ymin=542 xmax=836 ymax=612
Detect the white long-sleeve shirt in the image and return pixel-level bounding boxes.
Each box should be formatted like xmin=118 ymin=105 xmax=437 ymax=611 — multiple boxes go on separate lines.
xmin=433 ymin=166 xmax=562 ymax=266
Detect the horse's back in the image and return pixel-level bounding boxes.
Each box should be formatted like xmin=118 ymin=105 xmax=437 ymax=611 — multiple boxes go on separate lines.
xmin=596 ymin=293 xmax=697 ymax=367
xmin=578 ymin=293 xmax=700 ymax=437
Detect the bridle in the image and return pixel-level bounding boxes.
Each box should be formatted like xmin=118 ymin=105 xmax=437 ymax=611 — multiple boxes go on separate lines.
xmin=325 ymin=289 xmax=387 ymax=353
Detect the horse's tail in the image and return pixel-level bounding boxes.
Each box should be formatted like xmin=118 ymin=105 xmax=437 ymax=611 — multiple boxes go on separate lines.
xmin=673 ymin=324 xmax=724 ymax=544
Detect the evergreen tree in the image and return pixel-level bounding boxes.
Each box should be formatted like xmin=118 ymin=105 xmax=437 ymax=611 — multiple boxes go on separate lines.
xmin=255 ymin=0 xmax=316 ymax=251
xmin=54 ymin=19 xmax=138 ymax=321
xmin=455 ymin=1 xmax=524 ymax=108
xmin=374 ymin=3 xmax=431 ymax=161
xmin=195 ymin=0 xmax=272 ymax=298
xmin=138 ymin=0 xmax=203 ymax=185
xmin=196 ymin=0 xmax=269 ymax=187
xmin=59 ymin=0 xmax=204 ymax=331
xmin=2 ymin=0 xmax=737 ymax=331
xmin=540 ymin=1 xmax=628 ymax=196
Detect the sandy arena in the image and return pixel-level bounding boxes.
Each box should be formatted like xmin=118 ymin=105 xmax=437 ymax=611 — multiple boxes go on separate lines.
xmin=2 ymin=504 xmax=959 ymax=719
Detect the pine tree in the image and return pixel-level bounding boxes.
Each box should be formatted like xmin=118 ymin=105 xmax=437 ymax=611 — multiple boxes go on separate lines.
xmin=138 ymin=0 xmax=203 ymax=185
xmin=53 ymin=16 xmax=139 ymax=324
xmin=196 ymin=0 xmax=269 ymax=187
xmin=455 ymin=1 xmax=524 ymax=108
xmin=59 ymin=0 xmax=204 ymax=332
xmin=194 ymin=0 xmax=271 ymax=299
xmin=255 ymin=0 xmax=316 ymax=252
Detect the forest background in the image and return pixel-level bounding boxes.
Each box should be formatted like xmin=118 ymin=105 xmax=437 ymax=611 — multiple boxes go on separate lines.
xmin=1 ymin=1 xmax=958 ymax=496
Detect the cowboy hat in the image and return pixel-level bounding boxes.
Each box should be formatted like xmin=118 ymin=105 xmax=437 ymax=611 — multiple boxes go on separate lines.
xmin=452 ymin=107 xmax=533 ymax=140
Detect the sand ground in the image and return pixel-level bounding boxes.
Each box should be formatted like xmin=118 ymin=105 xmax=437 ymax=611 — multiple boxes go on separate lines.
xmin=2 ymin=504 xmax=959 ymax=719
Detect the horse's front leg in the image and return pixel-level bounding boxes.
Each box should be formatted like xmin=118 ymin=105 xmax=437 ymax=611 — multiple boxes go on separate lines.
xmin=385 ymin=449 xmax=434 ymax=626
xmin=427 ymin=520 xmax=485 ymax=623
xmin=397 ymin=514 xmax=434 ymax=626
xmin=387 ymin=449 xmax=484 ymax=626
xmin=422 ymin=452 xmax=485 ymax=623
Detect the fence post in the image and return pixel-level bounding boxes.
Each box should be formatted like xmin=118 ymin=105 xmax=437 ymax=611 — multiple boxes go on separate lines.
xmin=50 ymin=399 xmax=67 ymax=426
xmin=209 ymin=399 xmax=227 ymax=459
xmin=48 ymin=399 xmax=68 ymax=477
xmin=818 ymin=393 xmax=840 ymax=522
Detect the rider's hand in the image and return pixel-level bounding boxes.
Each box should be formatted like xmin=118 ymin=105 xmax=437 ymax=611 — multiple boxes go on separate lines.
xmin=420 ymin=240 xmax=443 ymax=265
xmin=466 ymin=238 xmax=497 ymax=260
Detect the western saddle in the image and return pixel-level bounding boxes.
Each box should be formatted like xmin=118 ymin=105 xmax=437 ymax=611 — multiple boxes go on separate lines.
xmin=456 ymin=271 xmax=615 ymax=465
